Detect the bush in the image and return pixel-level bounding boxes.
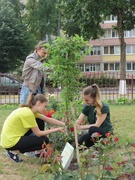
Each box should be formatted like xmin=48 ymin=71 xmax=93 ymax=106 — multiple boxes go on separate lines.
xmin=116 ymin=97 xmax=129 ymax=105
xmin=79 ymin=74 xmax=117 ymax=87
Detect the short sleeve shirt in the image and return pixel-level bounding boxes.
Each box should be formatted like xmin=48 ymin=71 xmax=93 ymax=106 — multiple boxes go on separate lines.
xmin=0 ymin=107 xmax=41 ymax=148
xmin=82 ymin=102 xmax=113 ymax=134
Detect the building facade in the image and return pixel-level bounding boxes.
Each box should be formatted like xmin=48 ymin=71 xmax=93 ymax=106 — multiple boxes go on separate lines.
xmin=80 ymin=15 xmax=135 ymax=75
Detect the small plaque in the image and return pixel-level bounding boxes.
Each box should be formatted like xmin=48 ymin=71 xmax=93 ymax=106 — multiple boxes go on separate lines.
xmin=61 ymin=142 xmax=74 ymax=169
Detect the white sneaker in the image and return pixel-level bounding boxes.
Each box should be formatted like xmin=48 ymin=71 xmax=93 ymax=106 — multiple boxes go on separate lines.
xmin=24 ymin=151 xmax=35 ymax=157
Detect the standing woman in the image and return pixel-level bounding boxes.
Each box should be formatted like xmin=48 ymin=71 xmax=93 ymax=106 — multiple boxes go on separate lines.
xmin=0 ymin=93 xmax=65 ymax=163
xmin=75 ymin=84 xmax=113 ymax=148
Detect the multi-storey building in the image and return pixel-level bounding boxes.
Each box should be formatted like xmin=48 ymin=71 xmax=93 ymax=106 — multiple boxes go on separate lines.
xmin=80 ymin=15 xmax=135 ymax=75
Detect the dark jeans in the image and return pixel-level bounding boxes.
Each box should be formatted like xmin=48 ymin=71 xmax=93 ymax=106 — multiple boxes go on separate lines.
xmin=6 ymin=118 xmax=49 ymax=153
xmin=78 ymin=126 xmax=106 ymax=148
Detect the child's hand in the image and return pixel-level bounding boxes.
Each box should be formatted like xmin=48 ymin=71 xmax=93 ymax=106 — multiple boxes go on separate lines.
xmin=76 ymin=124 xmax=82 ymax=130
xmin=58 ymin=127 xmax=65 ymax=133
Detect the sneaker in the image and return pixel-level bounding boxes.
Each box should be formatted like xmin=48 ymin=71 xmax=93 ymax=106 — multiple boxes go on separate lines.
xmin=23 ymin=151 xmax=36 ymax=157
xmin=6 ymin=150 xmax=23 ymax=163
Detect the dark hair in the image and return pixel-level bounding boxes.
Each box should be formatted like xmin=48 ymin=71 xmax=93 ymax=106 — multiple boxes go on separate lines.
xmin=20 ymin=93 xmax=48 ymax=108
xmin=83 ymin=84 xmax=102 ymax=116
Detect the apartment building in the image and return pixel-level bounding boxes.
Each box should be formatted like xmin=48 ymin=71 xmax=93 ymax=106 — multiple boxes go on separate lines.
xmin=80 ymin=15 xmax=135 ymax=75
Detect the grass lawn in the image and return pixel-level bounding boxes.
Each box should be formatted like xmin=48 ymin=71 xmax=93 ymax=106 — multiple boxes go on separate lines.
xmin=0 ymin=104 xmax=135 ymax=179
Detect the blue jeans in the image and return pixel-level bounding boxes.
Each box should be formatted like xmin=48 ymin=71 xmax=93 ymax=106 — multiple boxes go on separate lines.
xmin=20 ymin=85 xmax=41 ymax=104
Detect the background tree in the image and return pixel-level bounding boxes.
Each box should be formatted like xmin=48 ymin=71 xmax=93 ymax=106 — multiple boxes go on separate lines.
xmin=0 ymin=0 xmax=34 ymax=73
xmin=61 ymin=0 xmax=135 ymax=94
xmin=24 ymin=0 xmax=59 ymax=41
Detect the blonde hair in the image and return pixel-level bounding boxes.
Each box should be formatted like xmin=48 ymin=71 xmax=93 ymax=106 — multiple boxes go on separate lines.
xmin=35 ymin=40 xmax=47 ymax=50
xmin=83 ymin=84 xmax=102 ymax=116
xmin=20 ymin=93 xmax=48 ymax=108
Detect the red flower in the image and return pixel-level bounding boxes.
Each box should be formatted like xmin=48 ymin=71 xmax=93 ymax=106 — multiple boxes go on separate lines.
xmin=91 ymin=154 xmax=96 ymax=158
xmin=97 ymin=132 xmax=100 ymax=136
xmin=117 ymin=161 xmax=127 ymax=166
xmin=105 ymin=139 xmax=109 ymax=145
xmin=132 ymin=151 xmax=135 ymax=156
xmin=114 ymin=137 xmax=119 ymax=142
xmin=69 ymin=127 xmax=74 ymax=132
xmin=43 ymin=109 xmax=55 ymax=117
xmin=104 ymin=166 xmax=114 ymax=170
xmin=105 ymin=132 xmax=111 ymax=137
xmin=91 ymin=132 xmax=101 ymax=138
xmin=132 ymin=144 xmax=135 ymax=148
xmin=46 ymin=112 xmax=52 ymax=118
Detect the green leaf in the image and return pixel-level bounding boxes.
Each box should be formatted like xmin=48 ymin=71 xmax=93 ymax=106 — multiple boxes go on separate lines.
xmin=85 ymin=174 xmax=98 ymax=180
xmin=40 ymin=164 xmax=50 ymax=173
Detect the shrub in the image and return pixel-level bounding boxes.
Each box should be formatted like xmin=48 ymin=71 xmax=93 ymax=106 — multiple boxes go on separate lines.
xmin=116 ymin=97 xmax=129 ymax=105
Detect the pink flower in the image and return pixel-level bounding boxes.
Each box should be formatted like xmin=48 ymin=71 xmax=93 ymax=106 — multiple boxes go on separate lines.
xmin=114 ymin=137 xmax=119 ymax=142
xmin=105 ymin=132 xmax=111 ymax=137
xmin=104 ymin=166 xmax=114 ymax=170
xmin=91 ymin=132 xmax=100 ymax=138
xmin=105 ymin=139 xmax=109 ymax=145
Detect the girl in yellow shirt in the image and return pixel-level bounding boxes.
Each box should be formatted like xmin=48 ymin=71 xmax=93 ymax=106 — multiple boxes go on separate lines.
xmin=0 ymin=93 xmax=65 ymax=163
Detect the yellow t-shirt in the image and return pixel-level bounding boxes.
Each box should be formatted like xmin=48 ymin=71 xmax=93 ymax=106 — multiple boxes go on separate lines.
xmin=0 ymin=107 xmax=41 ymax=148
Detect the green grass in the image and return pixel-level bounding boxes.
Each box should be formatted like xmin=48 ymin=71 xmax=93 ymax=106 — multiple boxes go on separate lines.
xmin=0 ymin=104 xmax=135 ymax=179
xmin=110 ymin=105 xmax=135 ymax=144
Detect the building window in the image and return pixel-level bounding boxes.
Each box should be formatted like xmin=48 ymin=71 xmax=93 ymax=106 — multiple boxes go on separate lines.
xmin=133 ymin=63 xmax=135 ymax=70
xmin=104 ymin=63 xmax=108 ymax=71
xmin=126 ymin=45 xmax=132 ymax=54
xmin=104 ymin=62 xmax=135 ymax=71
xmin=104 ymin=47 xmax=109 ymax=54
xmin=112 ymin=30 xmax=118 ymax=37
xmin=85 ymin=64 xmax=90 ymax=71
xmin=125 ymin=29 xmax=135 ymax=37
xmin=90 ymin=64 xmax=96 ymax=71
xmin=79 ymin=64 xmax=84 ymax=72
xmin=114 ymin=46 xmax=120 ymax=54
xmin=96 ymin=64 xmax=100 ymax=71
xmin=110 ymin=46 xmax=114 ymax=54
xmin=110 ymin=63 xmax=114 ymax=70
xmin=104 ymin=63 xmax=120 ymax=71
xmin=115 ymin=63 xmax=120 ymax=70
xmin=104 ymin=45 xmax=135 ymax=54
xmin=104 ymin=15 xmax=117 ymax=21
xmin=84 ymin=63 xmax=100 ymax=72
xmin=104 ymin=28 xmax=135 ymax=38
xmin=127 ymin=63 xmax=132 ymax=70
xmin=90 ymin=46 xmax=100 ymax=55
xmin=132 ymin=45 xmax=135 ymax=53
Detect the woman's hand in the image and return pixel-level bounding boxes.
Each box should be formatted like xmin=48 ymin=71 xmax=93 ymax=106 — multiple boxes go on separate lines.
xmin=76 ymin=124 xmax=82 ymax=130
xmin=58 ymin=127 xmax=65 ymax=133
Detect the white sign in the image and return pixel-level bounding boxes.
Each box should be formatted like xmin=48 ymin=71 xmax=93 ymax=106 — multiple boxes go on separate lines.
xmin=61 ymin=142 xmax=74 ymax=170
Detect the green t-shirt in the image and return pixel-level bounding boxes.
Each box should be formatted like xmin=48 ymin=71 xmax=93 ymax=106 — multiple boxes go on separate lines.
xmin=82 ymin=102 xmax=113 ymax=134
xmin=0 ymin=107 xmax=41 ymax=148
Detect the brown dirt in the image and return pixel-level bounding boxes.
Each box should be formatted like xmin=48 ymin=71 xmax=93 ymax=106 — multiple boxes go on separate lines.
xmin=118 ymin=173 xmax=135 ymax=180
xmin=68 ymin=158 xmax=79 ymax=171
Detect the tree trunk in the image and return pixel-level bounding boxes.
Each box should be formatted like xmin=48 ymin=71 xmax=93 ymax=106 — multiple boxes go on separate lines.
xmin=117 ymin=11 xmax=126 ymax=94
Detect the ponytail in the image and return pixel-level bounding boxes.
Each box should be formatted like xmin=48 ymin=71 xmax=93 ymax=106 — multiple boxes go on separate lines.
xmin=83 ymin=84 xmax=102 ymax=116
xmin=19 ymin=93 xmax=48 ymax=108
